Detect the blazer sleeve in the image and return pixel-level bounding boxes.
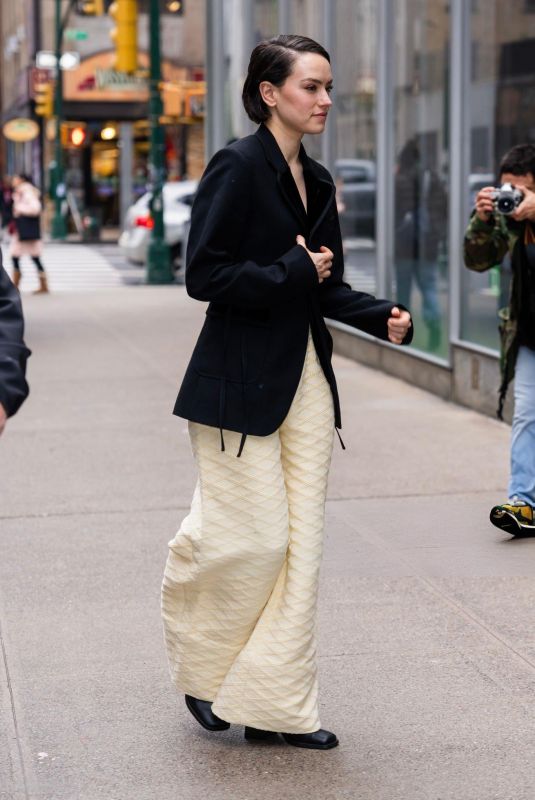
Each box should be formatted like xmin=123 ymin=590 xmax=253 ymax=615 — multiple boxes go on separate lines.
xmin=0 ymin=262 xmax=31 ymax=417
xmin=185 ymin=147 xmax=318 ymax=307
xmin=319 ymin=201 xmax=413 ymax=344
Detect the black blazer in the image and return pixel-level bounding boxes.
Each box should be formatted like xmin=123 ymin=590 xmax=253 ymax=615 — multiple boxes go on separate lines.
xmin=173 ymin=124 xmax=412 ymax=452
xmin=0 ymin=254 xmax=31 ymax=417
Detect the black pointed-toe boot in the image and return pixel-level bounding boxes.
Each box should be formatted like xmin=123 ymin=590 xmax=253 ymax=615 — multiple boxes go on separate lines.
xmin=281 ymin=729 xmax=339 ymax=750
xmin=184 ymin=695 xmax=230 ymax=731
xmin=244 ymin=727 xmax=279 ymax=742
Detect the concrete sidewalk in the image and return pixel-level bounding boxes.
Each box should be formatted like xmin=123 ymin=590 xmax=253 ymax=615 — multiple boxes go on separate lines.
xmin=1 ymin=285 xmax=534 ymax=800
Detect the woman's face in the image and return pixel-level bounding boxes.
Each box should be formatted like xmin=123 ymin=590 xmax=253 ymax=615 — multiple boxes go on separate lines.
xmin=261 ymin=52 xmax=333 ymax=136
xmin=11 ymin=175 xmax=22 ymax=188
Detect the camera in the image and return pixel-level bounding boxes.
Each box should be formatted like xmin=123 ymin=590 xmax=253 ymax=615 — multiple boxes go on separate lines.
xmin=491 ymin=183 xmax=524 ymax=215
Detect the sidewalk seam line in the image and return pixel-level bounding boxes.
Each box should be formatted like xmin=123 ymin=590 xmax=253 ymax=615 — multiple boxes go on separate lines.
xmin=338 ymin=512 xmax=535 ymax=672
xmin=0 ymin=505 xmax=190 ymax=522
xmin=0 ymin=618 xmax=30 ymax=799
xmin=418 ymin=577 xmax=535 ymax=673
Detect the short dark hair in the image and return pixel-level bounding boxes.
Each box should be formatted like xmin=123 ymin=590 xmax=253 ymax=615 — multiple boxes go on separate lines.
xmin=242 ymin=34 xmax=330 ymax=124
xmin=499 ymin=144 xmax=535 ymax=179
xmin=14 ymin=173 xmax=33 ymax=185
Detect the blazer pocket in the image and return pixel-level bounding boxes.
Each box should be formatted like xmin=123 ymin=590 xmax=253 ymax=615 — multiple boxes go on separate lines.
xmin=194 ymin=314 xmax=271 ymax=384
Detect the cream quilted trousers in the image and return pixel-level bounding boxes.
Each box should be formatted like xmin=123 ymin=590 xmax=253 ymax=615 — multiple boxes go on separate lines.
xmin=161 ymin=333 xmax=334 ymax=733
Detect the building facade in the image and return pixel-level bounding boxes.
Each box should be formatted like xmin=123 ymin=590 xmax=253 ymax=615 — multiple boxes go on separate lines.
xmin=205 ymin=0 xmax=535 ymax=418
xmin=1 ymin=0 xmax=206 ymax=227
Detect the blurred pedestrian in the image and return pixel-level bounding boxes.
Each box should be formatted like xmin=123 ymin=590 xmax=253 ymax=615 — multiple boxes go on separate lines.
xmin=394 ymin=138 xmax=447 ymax=352
xmin=10 ymin=174 xmax=49 ymax=294
xmin=0 ymin=177 xmax=14 ymax=237
xmin=162 ymin=35 xmax=412 ymax=750
xmin=465 ymin=143 xmax=535 ymax=535
xmin=0 ymin=250 xmax=31 ymax=436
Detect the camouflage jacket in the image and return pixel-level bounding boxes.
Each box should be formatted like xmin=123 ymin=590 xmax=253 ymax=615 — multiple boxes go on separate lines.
xmin=464 ymin=212 xmax=524 ymax=418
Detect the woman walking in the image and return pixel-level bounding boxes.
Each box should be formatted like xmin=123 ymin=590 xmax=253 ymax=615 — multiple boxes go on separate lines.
xmin=10 ymin=174 xmax=48 ymax=294
xmin=161 ymin=35 xmax=412 ymax=750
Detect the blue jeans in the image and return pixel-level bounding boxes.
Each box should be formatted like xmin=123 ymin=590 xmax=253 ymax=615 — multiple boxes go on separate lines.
xmin=395 ymin=258 xmax=441 ymax=326
xmin=508 ymin=346 xmax=535 ymax=505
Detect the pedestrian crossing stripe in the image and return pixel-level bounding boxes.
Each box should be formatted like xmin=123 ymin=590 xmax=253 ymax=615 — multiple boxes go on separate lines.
xmin=1 ymin=243 xmax=123 ymax=292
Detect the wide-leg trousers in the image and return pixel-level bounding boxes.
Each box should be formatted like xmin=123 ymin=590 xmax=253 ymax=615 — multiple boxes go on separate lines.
xmin=161 ymin=333 xmax=335 ymax=733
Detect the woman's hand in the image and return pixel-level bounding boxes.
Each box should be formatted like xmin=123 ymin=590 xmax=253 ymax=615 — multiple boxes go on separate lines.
xmin=296 ymin=235 xmax=333 ymax=283
xmin=388 ymin=307 xmax=412 ymax=344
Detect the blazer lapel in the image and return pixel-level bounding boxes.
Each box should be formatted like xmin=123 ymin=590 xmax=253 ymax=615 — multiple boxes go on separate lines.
xmin=256 ymin=124 xmax=308 ymax=230
xmin=255 ymin=124 xmax=336 ymax=238
xmin=303 ymin=156 xmax=336 ymax=239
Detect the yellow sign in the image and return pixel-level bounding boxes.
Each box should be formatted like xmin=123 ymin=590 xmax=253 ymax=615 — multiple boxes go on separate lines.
xmin=3 ymin=118 xmax=40 ymax=143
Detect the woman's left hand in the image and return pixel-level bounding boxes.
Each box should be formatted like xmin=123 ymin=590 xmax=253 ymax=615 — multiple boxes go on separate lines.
xmin=387 ymin=307 xmax=412 ymax=344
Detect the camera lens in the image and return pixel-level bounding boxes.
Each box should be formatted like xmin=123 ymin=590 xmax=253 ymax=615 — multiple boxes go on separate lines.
xmin=497 ymin=197 xmax=515 ymax=214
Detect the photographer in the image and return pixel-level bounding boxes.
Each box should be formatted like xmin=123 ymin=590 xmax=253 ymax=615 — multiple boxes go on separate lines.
xmin=465 ymin=144 xmax=535 ymax=535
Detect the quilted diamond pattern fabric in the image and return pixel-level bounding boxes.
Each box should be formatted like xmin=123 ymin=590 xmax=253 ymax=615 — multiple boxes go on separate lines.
xmin=161 ymin=332 xmax=334 ymax=733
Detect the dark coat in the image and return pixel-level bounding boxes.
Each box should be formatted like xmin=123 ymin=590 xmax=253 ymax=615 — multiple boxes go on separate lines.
xmin=173 ymin=124 xmax=412 ymax=451
xmin=0 ymin=254 xmax=31 ymax=417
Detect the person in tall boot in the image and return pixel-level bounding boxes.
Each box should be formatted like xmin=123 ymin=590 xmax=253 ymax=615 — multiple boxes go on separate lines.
xmin=9 ymin=174 xmax=49 ymax=294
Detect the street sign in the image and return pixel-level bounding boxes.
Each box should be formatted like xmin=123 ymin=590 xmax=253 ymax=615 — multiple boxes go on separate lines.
xmin=3 ymin=118 xmax=40 ymax=143
xmin=65 ymin=29 xmax=89 ymax=41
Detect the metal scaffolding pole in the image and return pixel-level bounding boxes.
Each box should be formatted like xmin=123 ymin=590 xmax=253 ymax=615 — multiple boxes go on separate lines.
xmin=206 ymin=0 xmax=226 ymax=160
xmin=146 ymin=0 xmax=173 ymax=284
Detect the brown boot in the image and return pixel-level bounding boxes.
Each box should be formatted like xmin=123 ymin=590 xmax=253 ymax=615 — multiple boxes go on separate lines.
xmin=33 ymin=273 xmax=49 ymax=294
xmin=12 ymin=270 xmax=21 ymax=289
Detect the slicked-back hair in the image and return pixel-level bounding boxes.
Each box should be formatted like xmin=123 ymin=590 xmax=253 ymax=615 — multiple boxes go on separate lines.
xmin=242 ymin=34 xmax=330 ymax=124
xmin=499 ymin=144 xmax=535 ymax=179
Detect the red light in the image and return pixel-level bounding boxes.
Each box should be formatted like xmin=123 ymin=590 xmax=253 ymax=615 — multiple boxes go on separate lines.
xmin=135 ymin=215 xmax=154 ymax=229
xmin=70 ymin=126 xmax=86 ymax=147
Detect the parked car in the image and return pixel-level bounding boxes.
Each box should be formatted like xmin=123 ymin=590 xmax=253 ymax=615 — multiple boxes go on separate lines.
xmin=119 ymin=180 xmax=198 ymax=267
xmin=334 ymin=158 xmax=376 ymax=239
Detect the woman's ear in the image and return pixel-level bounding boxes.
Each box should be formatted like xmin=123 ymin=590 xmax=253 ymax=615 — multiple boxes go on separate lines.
xmin=259 ymin=81 xmax=277 ymax=109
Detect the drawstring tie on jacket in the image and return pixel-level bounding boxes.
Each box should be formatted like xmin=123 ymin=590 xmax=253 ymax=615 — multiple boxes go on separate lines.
xmin=218 ymin=308 xmax=232 ymax=453
xmin=217 ymin=312 xmax=345 ymax=458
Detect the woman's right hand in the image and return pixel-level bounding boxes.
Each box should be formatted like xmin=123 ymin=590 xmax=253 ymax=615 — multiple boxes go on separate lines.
xmin=474 ymin=187 xmax=495 ymax=223
xmin=296 ymin=235 xmax=333 ymax=283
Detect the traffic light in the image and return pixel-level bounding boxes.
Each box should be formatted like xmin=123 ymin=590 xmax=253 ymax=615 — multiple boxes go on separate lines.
xmin=108 ymin=0 xmax=138 ymax=73
xmin=70 ymin=126 xmax=87 ymax=147
xmin=34 ymin=82 xmax=54 ymax=118
xmin=62 ymin=124 xmax=88 ymax=148
xmin=76 ymin=0 xmax=105 ymax=14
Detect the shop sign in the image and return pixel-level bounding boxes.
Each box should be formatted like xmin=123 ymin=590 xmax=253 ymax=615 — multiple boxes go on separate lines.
xmin=95 ymin=69 xmax=147 ymax=91
xmin=2 ymin=118 xmax=40 ymax=143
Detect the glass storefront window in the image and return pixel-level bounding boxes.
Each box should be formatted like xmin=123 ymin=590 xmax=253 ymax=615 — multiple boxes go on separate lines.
xmin=288 ymin=0 xmax=323 ymax=160
xmin=222 ymin=0 xmax=250 ymax=143
xmin=254 ymin=0 xmax=278 ymax=42
xmin=461 ymin=2 xmax=535 ymax=351
xmin=393 ymin=1 xmax=450 ymax=358
xmin=333 ymin=0 xmax=378 ymax=296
